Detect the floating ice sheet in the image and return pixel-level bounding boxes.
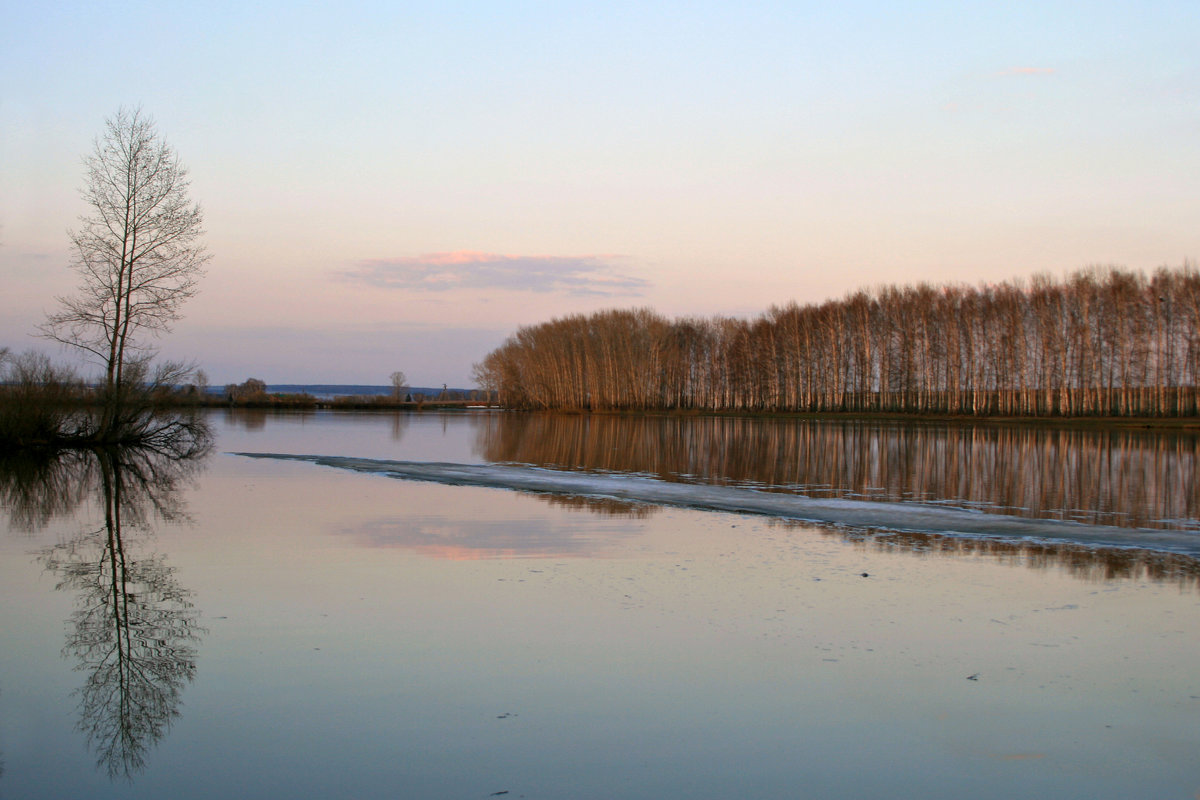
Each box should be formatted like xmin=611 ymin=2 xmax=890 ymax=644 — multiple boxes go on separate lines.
xmin=234 ymin=453 xmax=1200 ymax=557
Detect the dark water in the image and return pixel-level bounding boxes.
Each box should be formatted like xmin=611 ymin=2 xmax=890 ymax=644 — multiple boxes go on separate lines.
xmin=1 ymin=411 xmax=1198 ymax=799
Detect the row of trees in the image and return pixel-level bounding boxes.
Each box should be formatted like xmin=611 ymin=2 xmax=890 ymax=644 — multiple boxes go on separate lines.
xmin=473 ymin=265 xmax=1200 ymax=417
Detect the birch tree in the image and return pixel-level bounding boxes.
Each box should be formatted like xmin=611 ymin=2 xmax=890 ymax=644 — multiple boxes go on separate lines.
xmin=42 ymin=108 xmax=208 ymax=431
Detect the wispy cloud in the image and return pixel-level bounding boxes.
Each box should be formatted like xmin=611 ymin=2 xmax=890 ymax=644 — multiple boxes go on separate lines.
xmin=339 ymin=251 xmax=649 ymax=296
xmin=994 ymin=67 xmax=1055 ymax=76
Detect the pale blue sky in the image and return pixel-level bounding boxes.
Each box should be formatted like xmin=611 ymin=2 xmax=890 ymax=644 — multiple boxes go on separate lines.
xmin=3 ymin=1 xmax=1197 ymax=385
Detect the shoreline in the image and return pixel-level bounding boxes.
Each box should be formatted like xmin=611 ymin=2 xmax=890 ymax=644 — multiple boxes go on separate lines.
xmin=211 ymin=401 xmax=1200 ymax=430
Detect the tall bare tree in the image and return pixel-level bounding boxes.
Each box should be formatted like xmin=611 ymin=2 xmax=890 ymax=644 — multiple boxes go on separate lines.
xmin=42 ymin=108 xmax=208 ymax=431
xmin=390 ymin=370 xmax=409 ymax=401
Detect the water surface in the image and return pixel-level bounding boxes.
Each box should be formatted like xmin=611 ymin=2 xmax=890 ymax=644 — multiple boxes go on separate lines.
xmin=1 ymin=411 xmax=1198 ymax=799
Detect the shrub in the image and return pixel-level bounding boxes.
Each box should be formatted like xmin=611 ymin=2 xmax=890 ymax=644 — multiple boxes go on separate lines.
xmin=0 ymin=351 xmax=91 ymax=448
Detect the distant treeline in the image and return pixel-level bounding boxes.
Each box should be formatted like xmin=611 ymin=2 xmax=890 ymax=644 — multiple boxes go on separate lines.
xmin=473 ymin=265 xmax=1200 ymax=416
xmin=217 ymin=378 xmax=487 ymax=408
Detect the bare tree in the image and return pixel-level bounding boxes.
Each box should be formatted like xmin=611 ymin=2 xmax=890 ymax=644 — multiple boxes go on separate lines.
xmin=193 ymin=368 xmax=209 ymax=396
xmin=390 ymin=370 xmax=409 ymax=401
xmin=42 ymin=108 xmax=208 ymax=432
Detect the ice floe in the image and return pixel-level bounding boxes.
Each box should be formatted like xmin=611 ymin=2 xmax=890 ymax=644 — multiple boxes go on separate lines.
xmin=234 ymin=452 xmax=1200 ymax=557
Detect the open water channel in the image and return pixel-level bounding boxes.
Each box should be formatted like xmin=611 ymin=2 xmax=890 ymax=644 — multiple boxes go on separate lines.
xmin=1 ymin=410 xmax=1198 ymax=798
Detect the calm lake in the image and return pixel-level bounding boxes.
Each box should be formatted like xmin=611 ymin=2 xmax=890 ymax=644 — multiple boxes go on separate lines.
xmin=2 ymin=410 xmax=1198 ymax=799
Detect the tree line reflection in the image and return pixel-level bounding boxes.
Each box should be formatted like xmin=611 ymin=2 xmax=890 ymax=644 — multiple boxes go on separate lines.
xmin=476 ymin=413 xmax=1200 ymax=586
xmin=1 ymin=438 xmax=208 ymax=780
xmin=810 ymin=523 xmax=1200 ymax=589
xmin=477 ymin=414 xmax=1200 ymax=530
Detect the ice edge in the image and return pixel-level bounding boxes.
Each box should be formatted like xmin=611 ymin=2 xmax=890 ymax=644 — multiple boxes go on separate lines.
xmin=232 ymin=452 xmax=1200 ymax=557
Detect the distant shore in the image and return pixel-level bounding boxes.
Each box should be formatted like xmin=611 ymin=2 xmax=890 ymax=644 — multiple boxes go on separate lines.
xmin=206 ymin=397 xmax=1200 ymax=430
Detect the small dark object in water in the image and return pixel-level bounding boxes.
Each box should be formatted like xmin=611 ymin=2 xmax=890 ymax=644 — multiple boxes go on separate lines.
xmin=860 ymin=572 xmax=869 ymax=578
xmin=967 ymin=673 xmax=979 ymax=681
xmin=490 ymin=792 xmax=509 ymax=797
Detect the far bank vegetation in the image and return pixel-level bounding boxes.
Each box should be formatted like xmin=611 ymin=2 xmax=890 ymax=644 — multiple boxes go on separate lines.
xmin=0 ymin=349 xmax=209 ymax=450
xmin=218 ymin=378 xmax=482 ymax=409
xmin=474 ymin=265 xmax=1200 ymax=417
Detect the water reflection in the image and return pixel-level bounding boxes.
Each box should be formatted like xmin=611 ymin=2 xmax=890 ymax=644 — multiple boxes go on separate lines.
xmin=472 ymin=414 xmax=1200 ymax=587
xmin=221 ymin=408 xmax=410 ymax=442
xmin=342 ymin=511 xmax=641 ymax=559
xmin=478 ymin=414 xmax=1200 ymax=531
xmin=2 ymin=442 xmax=208 ymax=780
xmin=763 ymin=519 xmax=1200 ymax=590
xmin=390 ymin=411 xmax=409 ymax=443
xmin=223 ymin=407 xmax=272 ymax=430
xmin=540 ymin=494 xmax=658 ymax=518
xmin=0 ymin=449 xmax=94 ymax=530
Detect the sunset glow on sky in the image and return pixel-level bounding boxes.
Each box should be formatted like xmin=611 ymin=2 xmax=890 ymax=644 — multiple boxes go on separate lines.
xmin=3 ymin=2 xmax=1198 ymax=386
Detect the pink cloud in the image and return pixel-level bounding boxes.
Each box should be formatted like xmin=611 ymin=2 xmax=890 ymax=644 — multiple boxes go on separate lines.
xmin=338 ymin=252 xmax=648 ymax=296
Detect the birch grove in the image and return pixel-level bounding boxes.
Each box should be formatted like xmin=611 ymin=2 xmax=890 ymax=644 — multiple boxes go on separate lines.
xmin=474 ymin=265 xmax=1200 ymax=417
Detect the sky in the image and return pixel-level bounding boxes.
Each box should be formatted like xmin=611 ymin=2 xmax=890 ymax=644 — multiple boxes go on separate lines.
xmin=2 ymin=1 xmax=1198 ymax=387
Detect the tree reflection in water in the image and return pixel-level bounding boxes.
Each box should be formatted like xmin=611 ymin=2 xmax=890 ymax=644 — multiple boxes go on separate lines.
xmin=540 ymin=493 xmax=659 ymax=518
xmin=477 ymin=414 xmax=1200 ymax=530
xmin=477 ymin=413 xmax=1200 ymax=588
xmin=1 ymin=430 xmax=209 ymax=780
